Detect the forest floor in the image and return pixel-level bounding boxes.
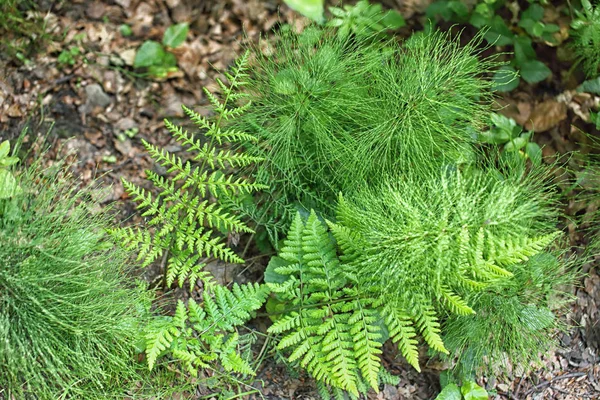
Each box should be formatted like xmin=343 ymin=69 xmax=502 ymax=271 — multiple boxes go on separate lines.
xmin=0 ymin=0 xmax=599 ymax=399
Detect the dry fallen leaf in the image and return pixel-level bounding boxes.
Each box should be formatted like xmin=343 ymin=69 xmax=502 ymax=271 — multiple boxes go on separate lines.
xmin=524 ymin=100 xmax=567 ymax=132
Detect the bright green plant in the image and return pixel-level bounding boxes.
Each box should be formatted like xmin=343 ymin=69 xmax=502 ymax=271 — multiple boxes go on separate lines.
xmin=441 ymin=252 xmax=576 ymax=378
xmin=265 ymin=211 xmax=404 ymax=397
xmin=265 ymin=158 xmax=563 ymax=397
xmin=0 ymin=162 xmax=154 ymax=399
xmin=427 ymin=0 xmax=555 ymax=91
xmin=57 ymin=45 xmax=82 ymax=66
xmin=0 ymin=140 xmax=21 ymax=199
xmin=476 ymin=113 xmax=542 ymax=165
xmin=112 ymin=51 xmax=269 ymax=383
xmin=327 ymin=0 xmax=405 ymax=38
xmin=436 ymin=380 xmax=489 ymax=400
xmin=144 ymin=282 xmax=269 ymax=377
xmin=134 ymin=22 xmax=189 ymax=79
xmin=238 ymin=27 xmax=497 ymax=234
xmin=112 ymin=50 xmax=266 ymax=291
xmin=571 ymin=0 xmax=600 ymax=78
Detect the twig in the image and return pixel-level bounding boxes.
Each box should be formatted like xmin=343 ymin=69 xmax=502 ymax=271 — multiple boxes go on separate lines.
xmin=524 ymin=372 xmax=587 ymax=396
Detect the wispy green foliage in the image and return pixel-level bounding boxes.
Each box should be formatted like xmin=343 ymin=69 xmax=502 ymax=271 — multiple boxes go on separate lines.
xmin=442 ymin=253 xmax=576 ymax=377
xmin=239 ymin=27 xmax=497 ymax=230
xmin=571 ymin=0 xmax=600 ymax=78
xmin=0 ymin=164 xmax=152 ymax=399
xmin=329 ymin=164 xmax=561 ymax=369
xmin=111 ymin=51 xmax=266 ymax=290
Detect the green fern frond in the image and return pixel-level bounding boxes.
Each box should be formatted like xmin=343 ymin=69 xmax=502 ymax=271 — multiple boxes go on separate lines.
xmin=112 ymin=51 xmax=266 ymax=292
xmin=265 ymin=211 xmax=401 ymax=396
xmin=143 ymin=283 xmax=268 ymax=375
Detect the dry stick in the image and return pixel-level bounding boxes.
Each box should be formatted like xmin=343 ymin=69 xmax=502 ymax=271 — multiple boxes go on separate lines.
xmin=524 ymin=372 xmax=588 ymax=397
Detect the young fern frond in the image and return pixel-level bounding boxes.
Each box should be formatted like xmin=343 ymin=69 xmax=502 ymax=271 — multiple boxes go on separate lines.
xmin=144 ymin=283 xmax=269 ymax=376
xmin=111 ymin=50 xmax=266 ymax=290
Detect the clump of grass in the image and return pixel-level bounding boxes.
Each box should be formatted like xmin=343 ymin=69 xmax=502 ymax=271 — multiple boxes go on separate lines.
xmin=0 ymin=161 xmax=154 ymax=399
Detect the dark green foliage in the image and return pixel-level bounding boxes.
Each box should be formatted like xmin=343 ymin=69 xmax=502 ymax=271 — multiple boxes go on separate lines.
xmin=0 ymin=164 xmax=151 ymax=399
xmin=427 ymin=0 xmax=556 ymax=90
xmin=442 ymin=253 xmax=576 ymax=376
xmin=238 ymin=27 xmax=497 ymax=230
xmin=571 ymin=0 xmax=600 ymax=78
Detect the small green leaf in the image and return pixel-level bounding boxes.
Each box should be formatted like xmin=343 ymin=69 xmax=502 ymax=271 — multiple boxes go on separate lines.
xmin=0 ymin=141 xmax=10 ymax=159
xmin=134 ymin=41 xmax=165 ymax=68
xmin=436 ymin=383 xmax=462 ymax=400
xmin=284 ymin=0 xmax=325 ymax=23
xmin=522 ymin=4 xmax=544 ymax=21
xmin=461 ymin=381 xmax=489 ymax=400
xmin=484 ymin=16 xmax=514 ymax=46
xmin=520 ymin=60 xmax=551 ymax=84
xmin=514 ymin=36 xmax=536 ymax=66
xmin=382 ymin=10 xmax=406 ymax=29
xmin=504 ymin=136 xmax=529 ymax=151
xmin=163 ymin=23 xmax=189 ymax=48
xmin=119 ymin=24 xmax=132 ymax=37
xmin=493 ymin=66 xmax=519 ymax=92
xmin=577 ymin=77 xmax=600 ymax=94
xmin=531 ymin=21 xmax=545 ymax=37
xmin=0 ymin=169 xmax=22 ymax=199
xmin=525 ymin=142 xmax=542 ymax=165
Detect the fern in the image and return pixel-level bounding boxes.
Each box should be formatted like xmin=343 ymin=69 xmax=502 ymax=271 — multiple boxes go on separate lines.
xmin=571 ymin=0 xmax=600 ymax=78
xmin=111 ymin=51 xmax=267 ymax=290
xmin=144 ymin=282 xmax=269 ymax=376
xmin=267 ymin=212 xmax=424 ymax=395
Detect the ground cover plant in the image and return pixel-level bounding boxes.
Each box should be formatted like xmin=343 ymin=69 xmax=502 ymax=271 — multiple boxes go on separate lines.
xmin=3 ymin=0 xmax=600 ymax=399
xmin=0 ymin=145 xmax=153 ymax=399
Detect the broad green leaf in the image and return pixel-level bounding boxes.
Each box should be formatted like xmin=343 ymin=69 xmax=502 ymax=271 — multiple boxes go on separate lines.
xmin=134 ymin=41 xmax=165 ymax=68
xmin=382 ymin=10 xmax=406 ymax=29
xmin=0 ymin=169 xmax=22 ymax=199
xmin=577 ymin=77 xmax=600 ymax=94
xmin=264 ymin=257 xmax=290 ymax=284
xmin=284 ymin=0 xmax=325 ymax=23
xmin=493 ymin=66 xmax=519 ymax=92
xmin=163 ymin=23 xmax=189 ymax=48
xmin=525 ymin=142 xmax=542 ymax=165
xmin=436 ymin=383 xmax=462 ymax=400
xmin=514 ymin=36 xmax=537 ymax=66
xmin=0 ymin=141 xmax=9 ymax=159
xmin=461 ymin=381 xmax=489 ymax=400
xmin=520 ymin=60 xmax=551 ymax=84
